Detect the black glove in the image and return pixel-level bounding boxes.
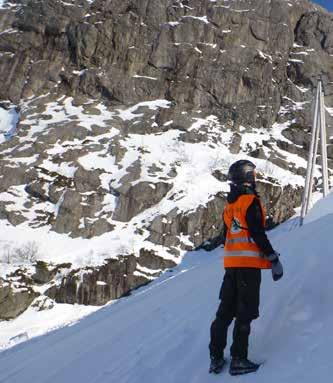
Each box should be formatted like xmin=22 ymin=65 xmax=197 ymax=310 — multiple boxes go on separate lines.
xmin=266 ymin=251 xmax=283 ymax=282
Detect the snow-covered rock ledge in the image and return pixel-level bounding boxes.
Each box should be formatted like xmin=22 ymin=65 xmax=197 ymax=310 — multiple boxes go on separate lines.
xmin=0 ymin=248 xmax=176 ymax=320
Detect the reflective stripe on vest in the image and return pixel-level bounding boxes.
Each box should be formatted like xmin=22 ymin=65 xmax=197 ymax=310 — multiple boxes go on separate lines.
xmin=223 ymin=194 xmax=271 ymax=269
xmin=224 ymin=250 xmax=262 ymax=257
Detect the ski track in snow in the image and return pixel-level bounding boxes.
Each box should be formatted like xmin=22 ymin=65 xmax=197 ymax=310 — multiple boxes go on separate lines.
xmin=1 ymin=194 xmax=333 ymax=382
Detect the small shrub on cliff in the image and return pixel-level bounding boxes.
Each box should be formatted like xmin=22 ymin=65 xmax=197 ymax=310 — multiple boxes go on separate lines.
xmin=1 ymin=241 xmax=39 ymax=264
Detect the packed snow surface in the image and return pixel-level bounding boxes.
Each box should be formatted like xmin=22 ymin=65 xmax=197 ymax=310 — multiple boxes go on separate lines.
xmin=304 ymin=189 xmax=333 ymax=224
xmin=1 ymin=191 xmax=333 ymax=382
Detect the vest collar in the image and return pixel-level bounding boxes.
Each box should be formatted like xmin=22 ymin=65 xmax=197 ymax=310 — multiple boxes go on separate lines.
xmin=227 ymin=184 xmax=257 ymax=203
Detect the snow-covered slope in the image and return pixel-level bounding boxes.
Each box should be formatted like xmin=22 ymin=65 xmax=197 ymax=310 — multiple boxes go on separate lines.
xmin=0 ymin=192 xmax=333 ymax=383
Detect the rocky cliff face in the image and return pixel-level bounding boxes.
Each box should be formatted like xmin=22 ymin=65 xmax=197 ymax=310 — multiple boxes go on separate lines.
xmin=0 ymin=0 xmax=332 ymax=319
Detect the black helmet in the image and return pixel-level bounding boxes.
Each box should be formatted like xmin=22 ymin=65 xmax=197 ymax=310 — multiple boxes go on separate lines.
xmin=227 ymin=160 xmax=256 ymax=185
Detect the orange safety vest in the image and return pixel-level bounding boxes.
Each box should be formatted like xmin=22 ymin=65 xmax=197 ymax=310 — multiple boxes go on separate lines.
xmin=223 ymin=194 xmax=272 ymax=269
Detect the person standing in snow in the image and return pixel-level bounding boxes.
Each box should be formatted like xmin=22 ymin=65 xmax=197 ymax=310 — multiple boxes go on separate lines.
xmin=209 ymin=159 xmax=283 ymax=376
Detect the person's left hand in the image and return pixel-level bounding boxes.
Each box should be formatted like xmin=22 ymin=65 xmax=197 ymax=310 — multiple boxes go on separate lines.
xmin=267 ymin=251 xmax=283 ymax=281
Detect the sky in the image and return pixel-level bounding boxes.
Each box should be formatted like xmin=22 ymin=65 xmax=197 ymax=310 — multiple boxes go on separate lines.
xmin=314 ymin=0 xmax=333 ymax=12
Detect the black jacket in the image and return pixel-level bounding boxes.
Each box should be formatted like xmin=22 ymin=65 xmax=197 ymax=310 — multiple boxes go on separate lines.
xmin=222 ymin=184 xmax=274 ymax=256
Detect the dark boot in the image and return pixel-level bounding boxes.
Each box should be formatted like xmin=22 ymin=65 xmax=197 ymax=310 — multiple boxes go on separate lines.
xmin=209 ymin=355 xmax=225 ymax=374
xmin=229 ymin=357 xmax=260 ymax=376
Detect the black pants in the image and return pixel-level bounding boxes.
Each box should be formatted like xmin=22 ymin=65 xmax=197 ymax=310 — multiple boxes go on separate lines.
xmin=209 ymin=268 xmax=261 ymax=359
